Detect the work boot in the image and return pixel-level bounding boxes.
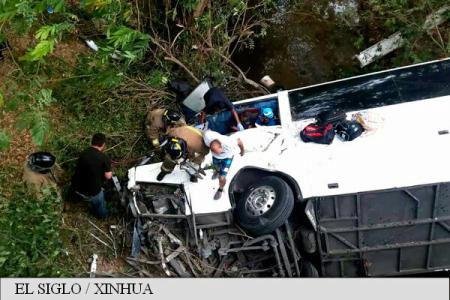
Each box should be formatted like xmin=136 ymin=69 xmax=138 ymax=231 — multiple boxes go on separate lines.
xmin=214 ymin=188 xmax=223 ymax=200
xmin=190 ymin=175 xmax=198 ymax=183
xmin=198 ymin=167 xmax=206 ymax=176
xmin=157 ymin=171 xmax=167 ymax=181
xmin=186 ymin=161 xmax=205 ymax=176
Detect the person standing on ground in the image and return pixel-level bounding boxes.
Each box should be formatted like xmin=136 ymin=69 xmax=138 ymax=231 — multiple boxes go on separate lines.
xmin=71 ymin=133 xmax=112 ymax=218
xmin=203 ymin=87 xmax=244 ymax=132
xmin=203 ymin=130 xmax=244 ymax=200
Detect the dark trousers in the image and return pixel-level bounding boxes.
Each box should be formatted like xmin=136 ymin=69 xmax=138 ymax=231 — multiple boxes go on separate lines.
xmin=89 ymin=190 xmax=108 ymax=219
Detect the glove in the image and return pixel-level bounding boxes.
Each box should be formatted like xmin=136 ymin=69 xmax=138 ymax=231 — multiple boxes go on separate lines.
xmin=237 ymin=123 xmax=244 ymax=131
xmin=151 ymin=138 xmax=160 ymax=148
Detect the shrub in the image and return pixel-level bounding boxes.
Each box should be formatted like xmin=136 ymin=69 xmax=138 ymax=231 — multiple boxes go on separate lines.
xmin=0 ymin=187 xmax=66 ymax=277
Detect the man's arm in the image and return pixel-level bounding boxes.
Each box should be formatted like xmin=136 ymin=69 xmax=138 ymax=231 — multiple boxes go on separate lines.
xmin=104 ymin=156 xmax=113 ymax=180
xmin=232 ymin=109 xmax=244 ymax=131
xmin=237 ymin=138 xmax=244 ymax=156
xmin=104 ymin=171 xmax=113 ymax=180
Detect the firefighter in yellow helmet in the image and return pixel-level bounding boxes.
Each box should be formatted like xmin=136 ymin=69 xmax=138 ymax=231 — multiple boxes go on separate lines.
xmin=157 ymin=126 xmax=209 ymax=182
xmin=166 ymin=125 xmax=209 ymax=164
xmin=145 ymin=108 xmax=186 ymax=148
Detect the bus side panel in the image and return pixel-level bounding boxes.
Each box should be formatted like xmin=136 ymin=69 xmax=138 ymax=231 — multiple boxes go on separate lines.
xmin=314 ymin=182 xmax=450 ymax=277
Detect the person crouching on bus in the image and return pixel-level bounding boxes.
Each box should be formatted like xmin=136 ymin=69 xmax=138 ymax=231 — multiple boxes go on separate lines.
xmin=203 ymin=130 xmax=244 ymax=200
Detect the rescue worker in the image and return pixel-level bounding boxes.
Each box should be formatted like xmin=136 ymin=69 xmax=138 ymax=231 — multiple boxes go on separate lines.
xmin=145 ymin=108 xmax=186 ymax=147
xmin=157 ymin=137 xmax=187 ymax=181
xmin=70 ymin=133 xmax=112 ymax=219
xmin=203 ymin=130 xmax=244 ymax=200
xmin=203 ymin=87 xmax=244 ymax=133
xmin=157 ymin=125 xmax=209 ymax=182
xmin=23 ymin=151 xmax=60 ymax=196
xmin=166 ymin=125 xmax=210 ymax=165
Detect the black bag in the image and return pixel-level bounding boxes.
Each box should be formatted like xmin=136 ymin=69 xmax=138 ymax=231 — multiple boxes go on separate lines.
xmin=316 ymin=109 xmax=347 ymax=126
xmin=168 ymin=80 xmax=193 ymax=102
xmin=335 ymin=120 xmax=364 ymax=141
xmin=300 ymin=123 xmax=335 ymax=145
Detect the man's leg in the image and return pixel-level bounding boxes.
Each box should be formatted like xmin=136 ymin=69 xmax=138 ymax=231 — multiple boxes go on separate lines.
xmin=191 ymin=153 xmax=206 ymax=176
xmin=213 ymin=157 xmax=233 ymax=200
xmin=157 ymin=154 xmax=177 ymax=181
xmin=211 ymin=157 xmax=220 ymax=180
xmin=90 ymin=190 xmax=108 ymax=218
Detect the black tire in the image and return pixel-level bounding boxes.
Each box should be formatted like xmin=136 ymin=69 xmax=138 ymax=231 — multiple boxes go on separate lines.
xmin=234 ymin=176 xmax=294 ymax=235
xmin=300 ymin=260 xmax=319 ymax=277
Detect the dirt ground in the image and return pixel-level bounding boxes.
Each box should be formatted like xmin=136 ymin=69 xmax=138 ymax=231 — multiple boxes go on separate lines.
xmin=51 ymin=38 xmax=89 ymax=67
xmin=0 ymin=111 xmax=35 ymax=196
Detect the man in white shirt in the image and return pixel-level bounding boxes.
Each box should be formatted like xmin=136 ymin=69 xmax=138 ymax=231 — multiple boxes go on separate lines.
xmin=203 ymin=130 xmax=244 ymax=200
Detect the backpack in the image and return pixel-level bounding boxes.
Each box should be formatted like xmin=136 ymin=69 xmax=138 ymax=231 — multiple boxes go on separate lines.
xmin=316 ymin=109 xmax=347 ymax=126
xmin=300 ymin=123 xmax=335 ymax=145
xmin=335 ymin=120 xmax=364 ymax=141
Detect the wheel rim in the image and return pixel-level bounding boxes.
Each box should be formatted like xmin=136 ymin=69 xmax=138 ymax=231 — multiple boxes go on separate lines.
xmin=245 ymin=185 xmax=276 ymax=216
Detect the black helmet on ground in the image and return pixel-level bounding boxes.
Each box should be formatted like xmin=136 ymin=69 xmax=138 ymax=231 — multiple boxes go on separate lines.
xmin=163 ymin=138 xmax=187 ymax=160
xmin=28 ymin=152 xmax=56 ymax=174
xmin=163 ymin=109 xmax=181 ymax=125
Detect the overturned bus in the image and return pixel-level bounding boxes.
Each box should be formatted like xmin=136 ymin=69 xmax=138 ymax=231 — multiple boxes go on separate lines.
xmin=125 ymin=58 xmax=450 ymax=277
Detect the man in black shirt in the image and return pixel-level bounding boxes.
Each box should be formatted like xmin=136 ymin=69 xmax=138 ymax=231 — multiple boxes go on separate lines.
xmin=71 ymin=133 xmax=112 ymax=218
xmin=203 ymin=87 xmax=244 ymax=132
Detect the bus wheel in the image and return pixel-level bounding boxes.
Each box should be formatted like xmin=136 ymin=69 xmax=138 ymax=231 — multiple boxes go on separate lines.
xmin=235 ymin=176 xmax=294 ymax=235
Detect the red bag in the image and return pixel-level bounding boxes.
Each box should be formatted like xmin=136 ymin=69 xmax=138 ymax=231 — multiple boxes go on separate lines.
xmin=300 ymin=123 xmax=335 ymax=144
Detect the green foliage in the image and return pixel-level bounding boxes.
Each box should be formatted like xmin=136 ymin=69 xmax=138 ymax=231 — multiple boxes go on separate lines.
xmin=20 ymin=39 xmax=55 ymax=61
xmin=18 ymin=88 xmax=55 ymax=145
xmin=101 ymin=26 xmax=150 ymax=64
xmin=0 ymin=131 xmax=10 ymax=151
xmin=18 ymin=110 xmax=50 ymax=146
xmin=318 ymin=0 xmax=450 ymax=64
xmin=180 ymin=0 xmax=199 ymax=12
xmin=148 ymin=0 xmax=276 ymax=86
xmin=81 ymin=0 xmax=131 ymax=23
xmin=35 ymin=22 xmax=74 ymax=41
xmin=0 ymin=0 xmax=66 ymax=34
xmin=36 ymin=88 xmax=56 ymax=108
xmin=229 ymin=0 xmax=247 ymax=15
xmin=46 ymin=0 xmax=66 ymax=13
xmin=146 ymin=69 xmax=169 ymax=88
xmin=0 ymin=187 xmax=66 ymax=277
xmin=21 ymin=22 xmax=74 ymax=62
xmin=7 ymin=76 xmax=56 ymax=146
xmin=0 ymin=1 xmax=73 ymax=61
